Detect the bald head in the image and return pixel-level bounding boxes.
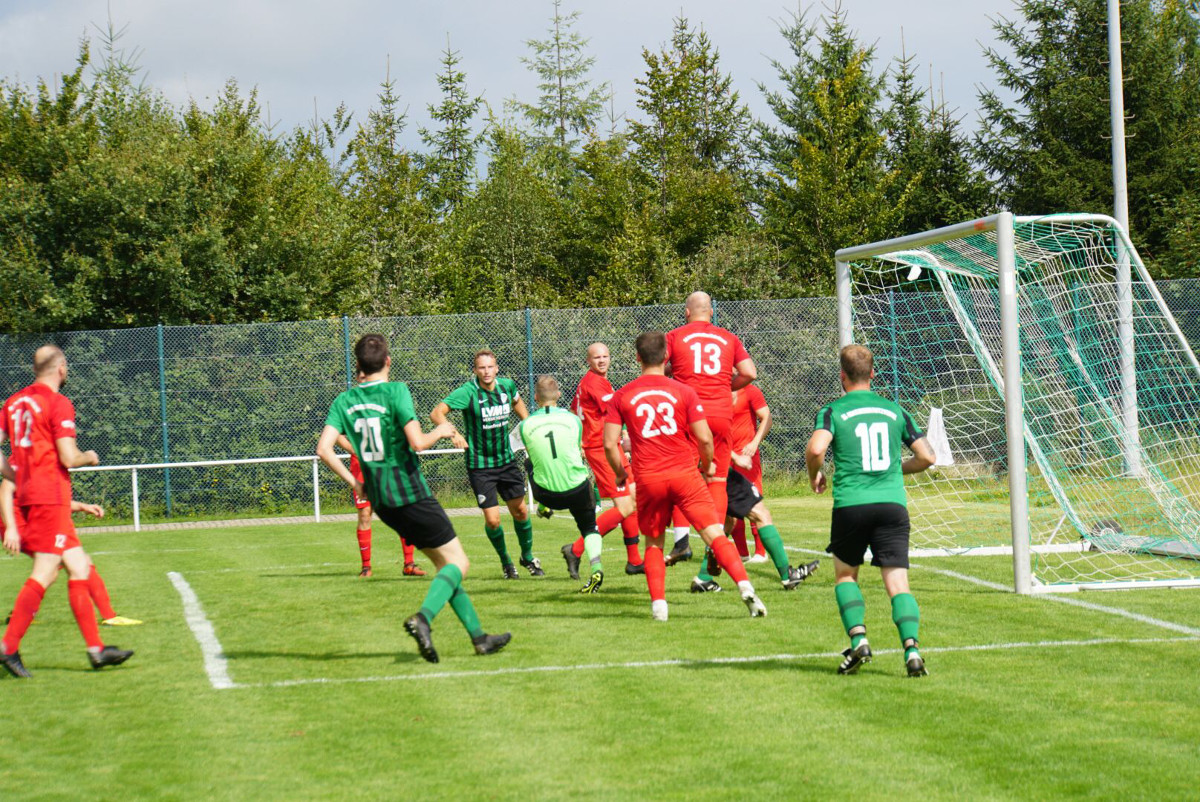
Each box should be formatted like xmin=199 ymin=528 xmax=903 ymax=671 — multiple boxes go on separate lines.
xmin=33 ymin=345 xmax=65 ymax=377
xmin=685 ymin=291 xmax=713 ymax=322
xmin=585 ymin=342 xmax=611 ymax=375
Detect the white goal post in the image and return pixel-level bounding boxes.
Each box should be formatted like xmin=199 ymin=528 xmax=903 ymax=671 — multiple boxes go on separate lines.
xmin=836 ymin=212 xmax=1200 ymax=594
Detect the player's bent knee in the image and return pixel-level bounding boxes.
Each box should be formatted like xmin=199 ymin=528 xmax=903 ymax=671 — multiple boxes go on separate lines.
xmin=749 ymin=504 xmax=772 ymax=526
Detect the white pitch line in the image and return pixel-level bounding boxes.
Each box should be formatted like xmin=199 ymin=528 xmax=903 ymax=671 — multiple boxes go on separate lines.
xmin=167 ymin=571 xmax=238 ymax=690
xmin=785 ymin=544 xmax=1200 ymax=636
xmin=236 ymin=634 xmax=1198 ymax=690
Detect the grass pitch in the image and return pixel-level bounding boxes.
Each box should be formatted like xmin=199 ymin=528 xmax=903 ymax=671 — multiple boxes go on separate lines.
xmin=2 ymin=494 xmax=1198 ymax=800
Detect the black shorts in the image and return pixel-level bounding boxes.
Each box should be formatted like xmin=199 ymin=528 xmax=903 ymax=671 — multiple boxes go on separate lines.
xmin=529 ymin=474 xmax=598 ymax=535
xmin=468 ymin=462 xmax=527 ymax=509
xmin=726 ymin=468 xmax=764 ymax=520
xmin=374 ymin=497 xmax=457 ymax=550
xmin=827 ymin=503 xmax=911 ymax=569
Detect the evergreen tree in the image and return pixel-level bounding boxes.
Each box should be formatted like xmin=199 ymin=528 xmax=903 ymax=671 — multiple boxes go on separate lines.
xmin=418 ymin=38 xmax=484 ymax=217
xmin=977 ymin=0 xmax=1200 ymax=271
xmin=756 ymin=5 xmax=906 ymax=294
xmin=511 ymin=0 xmax=609 ymax=154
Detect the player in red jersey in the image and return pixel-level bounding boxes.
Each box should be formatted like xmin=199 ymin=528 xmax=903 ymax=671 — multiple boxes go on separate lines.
xmin=729 ymin=383 xmax=769 ymax=560
xmin=0 ymin=345 xmax=134 ymax=678
xmin=338 ymin=442 xmax=426 ymax=578
xmin=604 ymin=331 xmax=766 ymax=621
xmin=560 ymin=342 xmax=644 ymax=580
xmin=663 ymin=291 xmax=757 ymax=564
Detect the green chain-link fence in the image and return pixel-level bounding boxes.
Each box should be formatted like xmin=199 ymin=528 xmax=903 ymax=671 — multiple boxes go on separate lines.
xmin=5 ymin=282 xmax=1200 ymax=524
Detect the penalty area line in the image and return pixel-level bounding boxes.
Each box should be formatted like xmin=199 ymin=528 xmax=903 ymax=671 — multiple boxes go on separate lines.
xmin=167 ymin=571 xmax=238 ymax=690
xmin=237 ymin=634 xmax=1198 ymax=690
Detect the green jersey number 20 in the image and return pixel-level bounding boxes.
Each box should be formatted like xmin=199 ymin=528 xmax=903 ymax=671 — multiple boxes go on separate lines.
xmin=854 ymin=421 xmax=890 ymax=472
xmin=354 ymin=417 xmax=386 ymax=462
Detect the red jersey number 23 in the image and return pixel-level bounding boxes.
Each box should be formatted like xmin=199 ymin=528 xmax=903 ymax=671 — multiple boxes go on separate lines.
xmin=635 ymin=401 xmax=678 ymax=438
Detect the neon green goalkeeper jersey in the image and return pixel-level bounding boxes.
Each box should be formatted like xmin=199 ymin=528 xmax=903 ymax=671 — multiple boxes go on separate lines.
xmin=814 ymin=390 xmax=924 ymax=509
xmin=324 ymin=379 xmax=431 ymax=508
xmin=518 ymin=406 xmax=590 ymax=493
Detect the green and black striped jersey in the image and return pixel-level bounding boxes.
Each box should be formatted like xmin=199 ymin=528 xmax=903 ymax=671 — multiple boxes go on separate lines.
xmin=324 ymin=380 xmax=431 ymax=508
xmin=813 ymin=390 xmax=924 ymax=509
xmin=442 ymin=376 xmax=522 ymax=470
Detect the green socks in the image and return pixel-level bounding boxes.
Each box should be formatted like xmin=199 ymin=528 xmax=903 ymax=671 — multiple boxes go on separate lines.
xmin=756 ymin=524 xmax=790 ymax=581
xmin=583 ymin=531 xmax=603 ymax=573
xmin=514 ymin=517 xmax=535 ymax=562
xmin=485 ymin=524 xmax=511 ymax=565
xmin=449 ymin=584 xmax=484 ymax=640
xmin=696 ymin=547 xmax=714 ymax=582
xmin=891 ymin=592 xmax=921 ymax=657
xmin=835 ymin=581 xmax=867 ymax=648
xmin=419 ymin=564 xmax=463 ymax=624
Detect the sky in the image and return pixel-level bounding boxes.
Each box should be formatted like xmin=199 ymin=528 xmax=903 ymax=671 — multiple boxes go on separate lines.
xmin=0 ymin=0 xmax=1020 ymax=148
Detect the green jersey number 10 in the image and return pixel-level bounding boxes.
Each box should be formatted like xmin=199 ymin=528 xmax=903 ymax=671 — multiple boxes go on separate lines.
xmin=854 ymin=421 xmax=890 ymax=472
xmin=354 ymin=417 xmax=385 ymax=462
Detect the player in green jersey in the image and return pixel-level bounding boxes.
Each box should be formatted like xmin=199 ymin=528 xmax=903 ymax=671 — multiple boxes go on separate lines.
xmin=805 ymin=344 xmax=935 ymax=678
xmin=432 ymin=350 xmax=539 ymax=579
xmin=518 ymin=376 xmax=605 ymax=593
xmin=318 ymin=334 xmax=511 ymax=663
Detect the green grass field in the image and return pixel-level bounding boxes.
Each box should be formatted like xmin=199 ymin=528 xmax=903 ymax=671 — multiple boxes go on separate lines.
xmin=3 ymin=494 xmax=1198 ymax=801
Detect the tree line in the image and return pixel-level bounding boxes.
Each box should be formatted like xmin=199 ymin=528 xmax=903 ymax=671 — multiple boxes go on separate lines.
xmin=1 ymin=0 xmax=1197 ymax=333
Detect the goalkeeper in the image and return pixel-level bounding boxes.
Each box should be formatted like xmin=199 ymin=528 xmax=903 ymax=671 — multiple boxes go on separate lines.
xmin=518 ymin=376 xmax=606 ymax=593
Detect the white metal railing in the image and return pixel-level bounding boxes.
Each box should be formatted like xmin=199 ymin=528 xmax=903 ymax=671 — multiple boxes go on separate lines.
xmin=71 ymin=448 xmax=530 ymax=532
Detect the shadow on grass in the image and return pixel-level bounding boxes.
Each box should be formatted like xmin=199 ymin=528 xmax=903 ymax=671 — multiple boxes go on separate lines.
xmin=224 ymin=649 xmax=423 ymax=665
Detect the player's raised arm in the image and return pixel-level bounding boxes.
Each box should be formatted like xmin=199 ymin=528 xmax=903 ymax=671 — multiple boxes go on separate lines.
xmin=404 ymin=419 xmax=457 ymax=453
xmin=430 ymin=401 xmax=467 ymax=450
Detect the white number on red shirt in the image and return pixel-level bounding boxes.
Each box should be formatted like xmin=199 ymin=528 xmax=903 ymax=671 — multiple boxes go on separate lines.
xmin=635 ymin=402 xmax=679 ymax=438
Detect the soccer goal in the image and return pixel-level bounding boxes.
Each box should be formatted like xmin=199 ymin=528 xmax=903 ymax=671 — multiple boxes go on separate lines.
xmin=836 ymin=212 xmax=1200 ymax=593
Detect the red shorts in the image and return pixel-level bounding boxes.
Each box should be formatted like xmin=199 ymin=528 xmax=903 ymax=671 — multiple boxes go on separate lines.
xmin=637 ymin=472 xmax=720 ymax=538
xmin=349 ymin=459 xmax=370 ymax=510
xmin=708 ymin=417 xmax=733 ymax=487
xmin=16 ymin=504 xmax=80 ymax=556
xmin=584 ymin=447 xmax=633 ymax=499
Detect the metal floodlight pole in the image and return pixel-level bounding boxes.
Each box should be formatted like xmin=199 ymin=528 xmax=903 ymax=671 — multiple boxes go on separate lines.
xmin=1108 ymin=0 xmax=1141 ymax=477
xmin=997 ymin=212 xmax=1033 ymax=595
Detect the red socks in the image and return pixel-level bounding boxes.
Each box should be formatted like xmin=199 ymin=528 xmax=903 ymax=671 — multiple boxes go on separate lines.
xmin=571 ymin=537 xmax=585 ymax=558
xmin=672 ymin=507 xmax=688 ymax=528
xmin=644 ymin=545 xmax=666 ymax=601
xmin=751 ymin=520 xmax=765 ymax=557
xmin=621 ymin=515 xmax=642 ymax=565
xmin=400 ymin=536 xmax=415 ymax=565
xmin=709 ymin=536 xmax=748 ymax=584
xmin=2 ymin=578 xmax=46 ymax=654
xmin=68 ymin=579 xmax=103 ymax=650
xmin=730 ymin=519 xmax=750 ymax=558
xmin=597 ymin=506 xmax=624 ymax=535
xmin=88 ymin=566 xmax=117 ymax=620
xmin=356 ymin=528 xmax=372 ymax=568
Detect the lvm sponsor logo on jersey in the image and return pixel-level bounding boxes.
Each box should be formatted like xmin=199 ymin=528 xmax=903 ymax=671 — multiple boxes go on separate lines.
xmin=479 ymin=393 xmax=512 ymax=430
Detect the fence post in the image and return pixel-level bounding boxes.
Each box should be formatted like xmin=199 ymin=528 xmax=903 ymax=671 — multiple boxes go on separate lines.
xmin=156 ymin=324 xmax=173 ymax=516
xmin=524 ymin=306 xmax=535 ymax=394
xmin=132 ymin=467 xmax=140 ymax=532
xmin=342 ymin=315 xmax=353 ymax=389
xmin=312 ymin=457 xmax=321 ymax=523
